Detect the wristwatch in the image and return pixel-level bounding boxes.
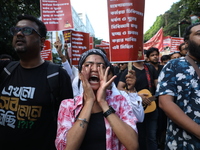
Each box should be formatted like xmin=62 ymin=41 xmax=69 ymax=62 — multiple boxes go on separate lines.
xmin=103 ymin=106 xmax=116 ymax=118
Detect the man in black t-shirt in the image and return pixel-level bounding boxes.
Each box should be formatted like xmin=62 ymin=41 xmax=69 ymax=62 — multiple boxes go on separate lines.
xmin=146 ymin=47 xmax=167 ymax=149
xmin=118 ymin=61 xmax=158 ymax=150
xmin=0 ymin=14 xmax=73 ymax=150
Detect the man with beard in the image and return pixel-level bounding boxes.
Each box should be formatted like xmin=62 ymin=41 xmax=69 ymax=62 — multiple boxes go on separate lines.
xmin=0 ymin=14 xmax=73 ymax=150
xmin=156 ymin=22 xmax=200 ymax=149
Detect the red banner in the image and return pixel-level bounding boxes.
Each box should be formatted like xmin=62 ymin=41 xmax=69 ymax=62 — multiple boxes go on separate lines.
xmin=108 ymin=0 xmax=145 ymax=62
xmin=63 ymin=30 xmax=72 ymax=58
xmin=143 ymin=28 xmax=164 ymax=51
xmin=101 ymin=41 xmax=109 ymax=45
xmin=89 ymin=36 xmax=94 ymax=49
xmin=170 ymin=37 xmax=184 ymax=52
xmin=163 ymin=36 xmax=171 ymax=49
xmin=40 ymin=0 xmax=74 ymax=31
xmin=41 ymin=40 xmax=52 ymax=61
xmin=95 ymin=44 xmax=110 ymax=61
xmin=70 ymin=31 xmax=90 ymax=66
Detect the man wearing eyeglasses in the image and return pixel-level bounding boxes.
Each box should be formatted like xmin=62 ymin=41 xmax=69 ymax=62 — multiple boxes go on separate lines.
xmin=0 ymin=14 xmax=73 ymax=150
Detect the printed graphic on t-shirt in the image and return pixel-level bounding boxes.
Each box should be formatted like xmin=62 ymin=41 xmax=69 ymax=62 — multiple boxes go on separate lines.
xmin=0 ymin=85 xmax=42 ymax=129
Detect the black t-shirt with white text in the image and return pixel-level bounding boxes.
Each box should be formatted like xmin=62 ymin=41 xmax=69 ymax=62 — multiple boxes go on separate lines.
xmin=0 ymin=61 xmax=73 ymax=150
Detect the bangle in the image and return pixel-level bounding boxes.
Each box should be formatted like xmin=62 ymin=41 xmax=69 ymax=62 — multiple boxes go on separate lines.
xmin=103 ymin=106 xmax=116 ymax=118
xmin=76 ymin=118 xmax=89 ymax=124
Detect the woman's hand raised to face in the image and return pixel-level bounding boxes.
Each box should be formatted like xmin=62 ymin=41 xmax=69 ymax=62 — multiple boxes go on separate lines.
xmin=96 ymin=65 xmax=116 ymax=105
xmin=79 ymin=64 xmax=96 ymax=104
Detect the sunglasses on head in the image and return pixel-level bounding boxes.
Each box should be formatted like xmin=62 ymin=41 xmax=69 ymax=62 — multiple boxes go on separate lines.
xmin=10 ymin=26 xmax=42 ymax=37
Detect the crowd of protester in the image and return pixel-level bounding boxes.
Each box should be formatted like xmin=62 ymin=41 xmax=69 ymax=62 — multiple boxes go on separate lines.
xmin=0 ymin=14 xmax=200 ymax=150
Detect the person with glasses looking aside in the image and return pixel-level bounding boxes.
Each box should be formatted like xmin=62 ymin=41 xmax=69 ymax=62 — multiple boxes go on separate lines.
xmin=0 ymin=14 xmax=73 ymax=150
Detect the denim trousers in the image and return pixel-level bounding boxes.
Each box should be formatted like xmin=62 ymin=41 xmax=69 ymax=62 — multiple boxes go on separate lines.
xmin=137 ymin=108 xmax=158 ymax=150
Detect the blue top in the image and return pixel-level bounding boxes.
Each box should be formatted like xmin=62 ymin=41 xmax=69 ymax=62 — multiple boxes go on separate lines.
xmin=156 ymin=57 xmax=200 ymax=149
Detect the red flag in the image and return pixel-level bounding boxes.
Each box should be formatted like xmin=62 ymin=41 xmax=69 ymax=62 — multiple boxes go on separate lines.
xmin=144 ymin=28 xmax=163 ymax=51
xmin=40 ymin=0 xmax=74 ymax=31
xmin=108 ymin=0 xmax=145 ymax=62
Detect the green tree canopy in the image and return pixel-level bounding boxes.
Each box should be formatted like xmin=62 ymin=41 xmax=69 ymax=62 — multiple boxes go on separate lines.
xmin=144 ymin=0 xmax=200 ymax=42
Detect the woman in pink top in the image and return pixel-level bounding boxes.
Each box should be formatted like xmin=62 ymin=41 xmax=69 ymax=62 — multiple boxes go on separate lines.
xmin=55 ymin=49 xmax=138 ymax=150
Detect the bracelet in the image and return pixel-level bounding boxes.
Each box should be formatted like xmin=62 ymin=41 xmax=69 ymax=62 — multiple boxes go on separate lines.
xmin=76 ymin=118 xmax=89 ymax=124
xmin=103 ymin=106 xmax=116 ymax=118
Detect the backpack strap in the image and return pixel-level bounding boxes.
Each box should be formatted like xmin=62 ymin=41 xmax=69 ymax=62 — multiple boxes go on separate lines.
xmin=47 ymin=62 xmax=60 ymax=121
xmin=144 ymin=64 xmax=154 ymax=94
xmin=0 ymin=61 xmax=20 ymax=85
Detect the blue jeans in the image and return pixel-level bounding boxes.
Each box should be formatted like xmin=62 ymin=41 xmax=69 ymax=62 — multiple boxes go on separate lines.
xmin=137 ymin=108 xmax=158 ymax=150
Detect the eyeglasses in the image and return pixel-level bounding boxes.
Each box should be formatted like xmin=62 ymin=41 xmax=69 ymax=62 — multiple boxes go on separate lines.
xmin=10 ymin=27 xmax=42 ymax=37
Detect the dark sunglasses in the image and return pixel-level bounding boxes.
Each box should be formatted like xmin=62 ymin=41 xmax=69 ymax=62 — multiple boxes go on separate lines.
xmin=10 ymin=27 xmax=42 ymax=37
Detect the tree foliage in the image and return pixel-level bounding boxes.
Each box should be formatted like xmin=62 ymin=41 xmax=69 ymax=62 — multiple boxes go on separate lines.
xmin=0 ymin=0 xmax=102 ymax=60
xmin=144 ymin=0 xmax=200 ymax=42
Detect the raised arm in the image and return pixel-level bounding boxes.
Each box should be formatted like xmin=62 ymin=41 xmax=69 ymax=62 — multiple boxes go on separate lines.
xmin=64 ymin=65 xmax=96 ymax=150
xmin=97 ymin=66 xmax=138 ymax=150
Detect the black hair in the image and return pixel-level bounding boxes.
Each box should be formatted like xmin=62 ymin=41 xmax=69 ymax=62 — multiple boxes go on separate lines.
xmin=184 ymin=22 xmax=200 ymax=41
xmin=109 ymin=64 xmax=115 ymax=76
xmin=94 ymin=47 xmax=107 ymax=55
xmin=146 ymin=47 xmax=159 ymax=58
xmin=17 ymin=14 xmax=47 ymax=38
xmin=161 ymin=55 xmax=170 ymax=62
xmin=143 ymin=49 xmax=147 ymax=55
xmin=169 ymin=51 xmax=181 ymax=57
xmin=178 ymin=43 xmax=185 ymax=51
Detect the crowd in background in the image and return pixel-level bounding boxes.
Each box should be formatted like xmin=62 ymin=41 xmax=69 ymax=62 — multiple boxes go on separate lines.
xmin=0 ymin=14 xmax=200 ymax=150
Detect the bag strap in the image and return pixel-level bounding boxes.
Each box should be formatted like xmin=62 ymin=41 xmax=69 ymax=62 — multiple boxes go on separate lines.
xmin=47 ymin=62 xmax=60 ymax=121
xmin=185 ymin=55 xmax=200 ymax=78
xmin=144 ymin=64 xmax=153 ymax=93
xmin=0 ymin=61 xmax=20 ymax=85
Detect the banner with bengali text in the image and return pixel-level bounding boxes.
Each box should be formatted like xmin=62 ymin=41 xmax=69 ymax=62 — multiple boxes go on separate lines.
xmin=170 ymin=37 xmax=184 ymax=52
xmin=63 ymin=30 xmax=90 ymax=66
xmin=95 ymin=44 xmax=110 ymax=61
xmin=163 ymin=36 xmax=172 ymax=49
xmin=41 ymin=40 xmax=52 ymax=61
xmin=40 ymin=0 xmax=74 ymax=31
xmin=108 ymin=0 xmax=145 ymax=62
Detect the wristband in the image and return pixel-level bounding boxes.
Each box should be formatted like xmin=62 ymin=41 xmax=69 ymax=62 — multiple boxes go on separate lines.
xmin=103 ymin=106 xmax=115 ymax=118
